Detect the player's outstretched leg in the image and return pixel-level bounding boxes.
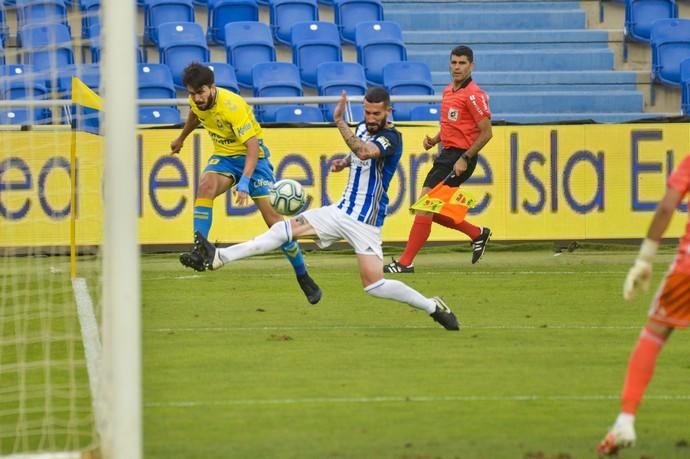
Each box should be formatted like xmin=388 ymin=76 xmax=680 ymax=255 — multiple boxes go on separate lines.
xmin=194 ymin=231 xmax=224 ymax=271
xmin=597 ymin=418 xmax=636 ymax=455
xmin=429 ymin=297 xmax=460 ymax=331
xmin=297 ymin=273 xmax=322 ymax=305
xmin=471 ymin=227 xmax=491 ymax=264
xmin=179 ymin=251 xmax=206 ymax=272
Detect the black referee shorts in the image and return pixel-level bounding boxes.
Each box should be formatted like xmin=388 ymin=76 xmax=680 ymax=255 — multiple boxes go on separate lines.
xmin=422 ymin=147 xmax=478 ymax=189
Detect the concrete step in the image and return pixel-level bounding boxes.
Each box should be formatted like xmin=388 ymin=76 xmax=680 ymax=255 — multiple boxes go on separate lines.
xmin=385 ymin=8 xmax=586 ymax=30
xmin=431 ymin=70 xmax=640 ymax=92
xmin=409 ymin=48 xmax=615 ymax=72
xmin=485 ymin=91 xmax=644 ymax=113
xmin=404 ymin=29 xmax=611 ymax=49
xmin=493 ymin=112 xmax=678 ymax=124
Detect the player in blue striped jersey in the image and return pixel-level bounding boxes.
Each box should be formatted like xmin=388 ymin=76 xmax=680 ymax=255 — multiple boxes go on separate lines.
xmin=191 ymin=88 xmax=459 ymax=330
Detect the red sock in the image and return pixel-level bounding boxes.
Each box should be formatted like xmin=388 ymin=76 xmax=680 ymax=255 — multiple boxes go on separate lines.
xmin=433 ymin=214 xmax=482 ymax=240
xmin=621 ymin=325 xmax=668 ymax=414
xmin=399 ymin=214 xmax=433 ymax=266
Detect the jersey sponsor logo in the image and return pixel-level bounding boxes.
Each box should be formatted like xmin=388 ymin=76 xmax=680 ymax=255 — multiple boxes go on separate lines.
xmin=237 ymin=122 xmax=252 ymax=136
xmin=469 ymin=94 xmax=484 ymax=116
xmin=375 ymin=136 xmax=391 ymax=150
xmin=448 ymin=108 xmax=459 ymax=121
xmin=350 ymin=155 xmax=371 ymax=169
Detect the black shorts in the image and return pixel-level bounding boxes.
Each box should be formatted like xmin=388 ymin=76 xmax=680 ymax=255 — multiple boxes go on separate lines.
xmin=422 ymin=147 xmax=478 ymax=188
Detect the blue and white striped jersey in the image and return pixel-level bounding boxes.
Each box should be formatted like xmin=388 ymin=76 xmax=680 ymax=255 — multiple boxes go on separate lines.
xmin=336 ymin=122 xmax=403 ymax=227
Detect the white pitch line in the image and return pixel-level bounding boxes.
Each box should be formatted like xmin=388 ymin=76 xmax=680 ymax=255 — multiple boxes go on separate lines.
xmin=145 ymin=324 xmax=642 ymax=333
xmin=145 ymin=394 xmax=690 ymax=408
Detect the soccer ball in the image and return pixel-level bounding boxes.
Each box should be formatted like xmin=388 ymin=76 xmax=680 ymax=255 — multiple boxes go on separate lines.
xmin=269 ymin=179 xmax=306 ymax=216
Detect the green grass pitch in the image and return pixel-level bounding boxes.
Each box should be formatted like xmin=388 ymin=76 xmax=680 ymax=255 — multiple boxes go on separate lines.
xmin=142 ymin=245 xmax=690 ymax=459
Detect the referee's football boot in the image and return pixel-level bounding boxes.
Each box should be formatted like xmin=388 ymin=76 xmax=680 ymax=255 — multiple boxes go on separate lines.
xmin=471 ymin=227 xmax=491 ymax=264
xmin=297 ymin=273 xmax=323 ymax=305
xmin=193 ymin=231 xmax=224 ymax=271
xmin=179 ymin=250 xmax=206 ymax=272
xmin=383 ymin=258 xmax=415 ymax=274
xmin=429 ymin=297 xmax=460 ymax=331
xmin=597 ymin=421 xmax=636 ymax=455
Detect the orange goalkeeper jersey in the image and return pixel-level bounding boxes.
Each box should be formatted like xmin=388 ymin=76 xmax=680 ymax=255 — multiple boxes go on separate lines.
xmin=668 ymin=153 xmax=690 ymax=274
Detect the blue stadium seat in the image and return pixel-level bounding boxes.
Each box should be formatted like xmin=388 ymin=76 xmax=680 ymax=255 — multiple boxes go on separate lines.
xmin=0 ymin=41 xmax=5 ymax=65
xmin=291 ymin=21 xmax=341 ymax=87
xmin=273 ymin=105 xmax=324 ymax=122
xmin=79 ymin=0 xmax=99 ymax=39
xmin=382 ymin=61 xmax=433 ymax=121
xmin=316 ymin=61 xmax=366 ymax=121
xmin=157 ymin=22 xmax=209 ymax=87
xmin=251 ymin=62 xmax=303 ymax=122
xmin=138 ymin=63 xmax=175 ymax=99
xmin=334 ymin=0 xmax=383 ymax=44
xmin=225 ymin=21 xmax=276 ymax=88
xmin=202 ymin=61 xmax=240 ymax=94
xmin=19 ymin=23 xmax=74 ymax=73
xmin=409 ymin=104 xmax=440 ymax=121
xmin=355 ymin=21 xmax=407 ymax=85
xmin=681 ymin=58 xmax=690 ymax=114
xmin=1 ymin=64 xmax=51 ymax=122
xmin=270 ymin=0 xmax=318 ymax=46
xmin=144 ymin=0 xmax=195 ymax=45
xmin=207 ymin=0 xmax=258 ymax=44
xmin=651 ymin=18 xmax=690 ymax=86
xmin=16 ymin=0 xmax=69 ymax=31
xmin=139 ymin=106 xmax=181 ymax=124
xmin=625 ymin=0 xmax=676 ymax=42
xmin=191 ymin=0 xmax=207 ymax=4
xmin=0 ymin=108 xmax=51 ymax=125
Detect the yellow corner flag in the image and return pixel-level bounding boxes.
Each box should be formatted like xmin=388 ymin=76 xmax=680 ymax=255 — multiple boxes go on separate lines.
xmin=410 ymin=181 xmax=476 ymax=225
xmin=71 ymin=76 xmax=102 ymax=111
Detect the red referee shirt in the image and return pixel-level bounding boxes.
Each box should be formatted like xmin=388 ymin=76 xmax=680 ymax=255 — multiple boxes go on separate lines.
xmin=439 ymin=78 xmax=491 ymax=150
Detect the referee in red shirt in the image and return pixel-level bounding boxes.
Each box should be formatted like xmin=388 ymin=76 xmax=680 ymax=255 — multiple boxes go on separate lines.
xmin=385 ymin=45 xmax=493 ymax=273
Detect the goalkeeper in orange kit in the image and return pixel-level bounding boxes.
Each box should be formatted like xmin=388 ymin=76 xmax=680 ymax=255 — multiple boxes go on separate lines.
xmin=597 ymin=153 xmax=690 ymax=455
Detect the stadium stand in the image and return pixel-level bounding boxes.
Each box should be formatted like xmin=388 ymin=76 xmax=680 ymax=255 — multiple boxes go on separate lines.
xmin=270 ymin=0 xmax=319 ymax=45
xmin=0 ymin=0 xmax=684 ymax=123
xmin=225 ymin=21 xmax=276 ymax=87
xmin=251 ymin=61 xmax=303 ymax=122
xmin=274 ymin=104 xmax=324 ymax=122
xmin=290 ymin=21 xmax=341 ymax=87
xmin=137 ymin=62 xmax=176 ymax=100
xmin=206 ymin=0 xmax=259 ymax=44
xmin=391 ymin=0 xmax=671 ymax=122
xmin=144 ymin=0 xmax=195 ymax=45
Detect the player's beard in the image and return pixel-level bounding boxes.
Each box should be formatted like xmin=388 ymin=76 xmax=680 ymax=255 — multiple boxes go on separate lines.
xmin=366 ymin=118 xmax=386 ymax=134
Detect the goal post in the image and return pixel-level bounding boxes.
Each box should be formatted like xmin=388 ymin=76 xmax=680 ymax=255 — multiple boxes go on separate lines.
xmin=0 ymin=0 xmax=141 ymax=457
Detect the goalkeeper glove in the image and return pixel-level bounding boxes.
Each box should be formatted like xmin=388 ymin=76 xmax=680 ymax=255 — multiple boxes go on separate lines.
xmin=237 ymin=175 xmax=251 ymax=194
xmin=623 ymin=238 xmax=658 ymax=301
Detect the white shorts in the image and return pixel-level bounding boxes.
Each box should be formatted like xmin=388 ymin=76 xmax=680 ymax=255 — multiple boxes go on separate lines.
xmin=300 ymin=205 xmax=383 ymax=259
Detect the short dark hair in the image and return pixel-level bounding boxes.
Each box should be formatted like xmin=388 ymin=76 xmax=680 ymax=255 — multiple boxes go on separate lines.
xmin=364 ymin=86 xmax=390 ymax=106
xmin=182 ymin=63 xmax=214 ymax=90
xmin=451 ymin=45 xmax=473 ymax=63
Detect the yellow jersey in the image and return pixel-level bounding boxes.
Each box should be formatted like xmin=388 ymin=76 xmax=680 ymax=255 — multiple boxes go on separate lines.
xmin=189 ymin=87 xmax=265 ymax=157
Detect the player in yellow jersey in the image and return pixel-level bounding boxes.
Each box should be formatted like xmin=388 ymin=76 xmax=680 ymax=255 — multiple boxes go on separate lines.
xmin=171 ymin=63 xmax=321 ymax=304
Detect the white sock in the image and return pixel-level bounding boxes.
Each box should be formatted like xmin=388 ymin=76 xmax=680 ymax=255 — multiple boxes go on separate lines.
xmin=364 ymin=279 xmax=436 ymax=313
xmin=615 ymin=413 xmax=635 ymax=426
xmin=217 ymin=221 xmax=291 ymax=264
